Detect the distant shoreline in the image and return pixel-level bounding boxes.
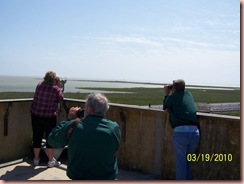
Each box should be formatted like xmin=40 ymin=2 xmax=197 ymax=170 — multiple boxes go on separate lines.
xmin=0 ymin=75 xmax=240 ymax=90
xmin=69 ymin=79 xmax=240 ymax=90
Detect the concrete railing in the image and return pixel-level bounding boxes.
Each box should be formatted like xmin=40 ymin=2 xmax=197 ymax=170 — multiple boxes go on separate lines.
xmin=0 ymin=99 xmax=240 ymax=180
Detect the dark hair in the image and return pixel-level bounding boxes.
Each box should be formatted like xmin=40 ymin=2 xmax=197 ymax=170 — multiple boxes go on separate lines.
xmin=43 ymin=71 xmax=56 ymax=85
xmin=173 ymin=79 xmax=185 ymax=92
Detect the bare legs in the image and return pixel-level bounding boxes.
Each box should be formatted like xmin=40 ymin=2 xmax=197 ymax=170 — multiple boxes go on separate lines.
xmin=47 ymin=148 xmax=54 ymax=161
xmin=34 ymin=148 xmax=41 ymax=160
xmin=33 ymin=148 xmax=54 ymax=162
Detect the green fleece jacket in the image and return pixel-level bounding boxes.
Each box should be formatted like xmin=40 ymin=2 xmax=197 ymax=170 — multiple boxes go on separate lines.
xmin=163 ymin=90 xmax=198 ymax=129
xmin=48 ymin=115 xmax=121 ymax=180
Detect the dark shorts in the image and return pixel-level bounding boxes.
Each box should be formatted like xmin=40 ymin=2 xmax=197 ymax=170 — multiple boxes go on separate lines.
xmin=31 ymin=114 xmax=57 ymax=148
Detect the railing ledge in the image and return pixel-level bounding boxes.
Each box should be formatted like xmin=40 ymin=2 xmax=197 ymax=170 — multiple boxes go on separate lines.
xmin=0 ymin=98 xmax=33 ymax=103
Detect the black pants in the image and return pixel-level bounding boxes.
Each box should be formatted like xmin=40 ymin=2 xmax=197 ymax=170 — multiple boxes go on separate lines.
xmin=31 ymin=114 xmax=57 ymax=148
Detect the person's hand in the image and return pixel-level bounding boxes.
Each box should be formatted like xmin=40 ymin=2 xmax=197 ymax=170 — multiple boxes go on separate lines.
xmin=68 ymin=107 xmax=80 ymax=120
xmin=164 ymin=85 xmax=171 ymax=96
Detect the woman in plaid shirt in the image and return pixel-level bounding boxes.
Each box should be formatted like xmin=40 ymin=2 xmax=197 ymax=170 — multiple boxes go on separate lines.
xmin=31 ymin=71 xmax=64 ymax=167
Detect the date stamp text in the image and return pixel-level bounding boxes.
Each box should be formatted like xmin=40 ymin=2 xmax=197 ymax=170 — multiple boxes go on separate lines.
xmin=187 ymin=153 xmax=233 ymax=162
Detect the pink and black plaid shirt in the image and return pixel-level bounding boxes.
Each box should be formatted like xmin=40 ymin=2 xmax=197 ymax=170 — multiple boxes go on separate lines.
xmin=31 ymin=82 xmax=64 ymax=118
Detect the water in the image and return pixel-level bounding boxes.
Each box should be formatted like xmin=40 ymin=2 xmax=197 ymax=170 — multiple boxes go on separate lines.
xmin=0 ymin=75 xmax=162 ymax=93
xmin=0 ymin=75 xmax=238 ymax=93
xmin=0 ymin=76 xmax=41 ymax=92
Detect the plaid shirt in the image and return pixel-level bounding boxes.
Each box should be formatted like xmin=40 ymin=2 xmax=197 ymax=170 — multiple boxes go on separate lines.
xmin=31 ymin=82 xmax=64 ymax=118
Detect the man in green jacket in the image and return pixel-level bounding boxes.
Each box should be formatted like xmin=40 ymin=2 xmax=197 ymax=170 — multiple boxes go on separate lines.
xmin=48 ymin=92 xmax=121 ymax=180
xmin=163 ymin=79 xmax=200 ymax=180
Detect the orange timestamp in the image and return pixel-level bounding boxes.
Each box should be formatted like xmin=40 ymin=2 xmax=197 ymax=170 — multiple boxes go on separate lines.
xmin=187 ymin=153 xmax=233 ymax=162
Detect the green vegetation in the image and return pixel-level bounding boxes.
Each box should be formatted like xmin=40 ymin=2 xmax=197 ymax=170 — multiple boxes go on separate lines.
xmin=0 ymin=87 xmax=240 ymax=116
xmin=190 ymin=89 xmax=240 ymax=104
xmin=0 ymin=92 xmax=34 ymax=99
xmin=68 ymin=87 xmax=240 ymax=105
xmin=0 ymin=87 xmax=240 ymax=105
xmin=66 ymin=88 xmax=164 ymax=105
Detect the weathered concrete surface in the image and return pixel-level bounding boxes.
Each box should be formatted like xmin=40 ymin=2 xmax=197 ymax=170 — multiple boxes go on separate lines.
xmin=0 ymin=157 xmax=158 ymax=180
xmin=0 ymin=99 xmax=33 ymax=162
xmin=0 ymin=99 xmax=240 ymax=180
xmin=192 ymin=113 xmax=240 ymax=180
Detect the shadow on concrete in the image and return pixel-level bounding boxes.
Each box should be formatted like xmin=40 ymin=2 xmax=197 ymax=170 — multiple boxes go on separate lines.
xmin=0 ymin=165 xmax=46 ymax=180
xmin=0 ymin=149 xmax=169 ymax=181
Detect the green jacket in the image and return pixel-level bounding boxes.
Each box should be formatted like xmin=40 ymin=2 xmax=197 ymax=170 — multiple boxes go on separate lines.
xmin=163 ymin=90 xmax=198 ymax=129
xmin=48 ymin=115 xmax=121 ymax=180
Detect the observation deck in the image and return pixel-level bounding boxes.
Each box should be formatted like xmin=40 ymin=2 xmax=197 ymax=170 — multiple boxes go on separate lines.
xmin=0 ymin=98 xmax=240 ymax=181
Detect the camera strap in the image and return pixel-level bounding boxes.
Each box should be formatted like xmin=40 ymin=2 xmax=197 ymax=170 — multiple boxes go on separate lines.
xmin=66 ymin=118 xmax=80 ymax=142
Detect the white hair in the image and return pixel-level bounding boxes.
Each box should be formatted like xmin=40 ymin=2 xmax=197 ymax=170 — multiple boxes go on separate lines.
xmin=85 ymin=92 xmax=109 ymax=117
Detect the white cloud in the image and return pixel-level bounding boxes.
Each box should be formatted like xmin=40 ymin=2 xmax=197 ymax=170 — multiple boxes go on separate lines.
xmin=159 ymin=37 xmax=239 ymax=50
xmin=71 ymin=34 xmax=239 ymax=52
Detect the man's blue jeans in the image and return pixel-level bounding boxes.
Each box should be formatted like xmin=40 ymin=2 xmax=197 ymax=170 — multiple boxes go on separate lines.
xmin=173 ymin=131 xmax=200 ymax=180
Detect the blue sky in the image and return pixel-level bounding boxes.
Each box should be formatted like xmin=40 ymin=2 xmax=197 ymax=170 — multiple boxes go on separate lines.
xmin=0 ymin=0 xmax=240 ymax=87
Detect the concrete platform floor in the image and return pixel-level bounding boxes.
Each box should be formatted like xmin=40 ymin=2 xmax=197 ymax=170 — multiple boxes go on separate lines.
xmin=0 ymin=152 xmax=161 ymax=181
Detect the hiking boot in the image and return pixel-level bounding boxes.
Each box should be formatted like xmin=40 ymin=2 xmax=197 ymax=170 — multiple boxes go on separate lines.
xmin=47 ymin=158 xmax=61 ymax=168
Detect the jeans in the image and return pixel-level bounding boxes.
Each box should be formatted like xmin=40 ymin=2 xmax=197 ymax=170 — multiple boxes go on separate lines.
xmin=173 ymin=131 xmax=200 ymax=180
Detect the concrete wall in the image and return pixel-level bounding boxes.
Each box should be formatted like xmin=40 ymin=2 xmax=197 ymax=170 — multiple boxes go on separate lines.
xmin=0 ymin=99 xmax=240 ymax=180
xmin=0 ymin=99 xmax=33 ymax=162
